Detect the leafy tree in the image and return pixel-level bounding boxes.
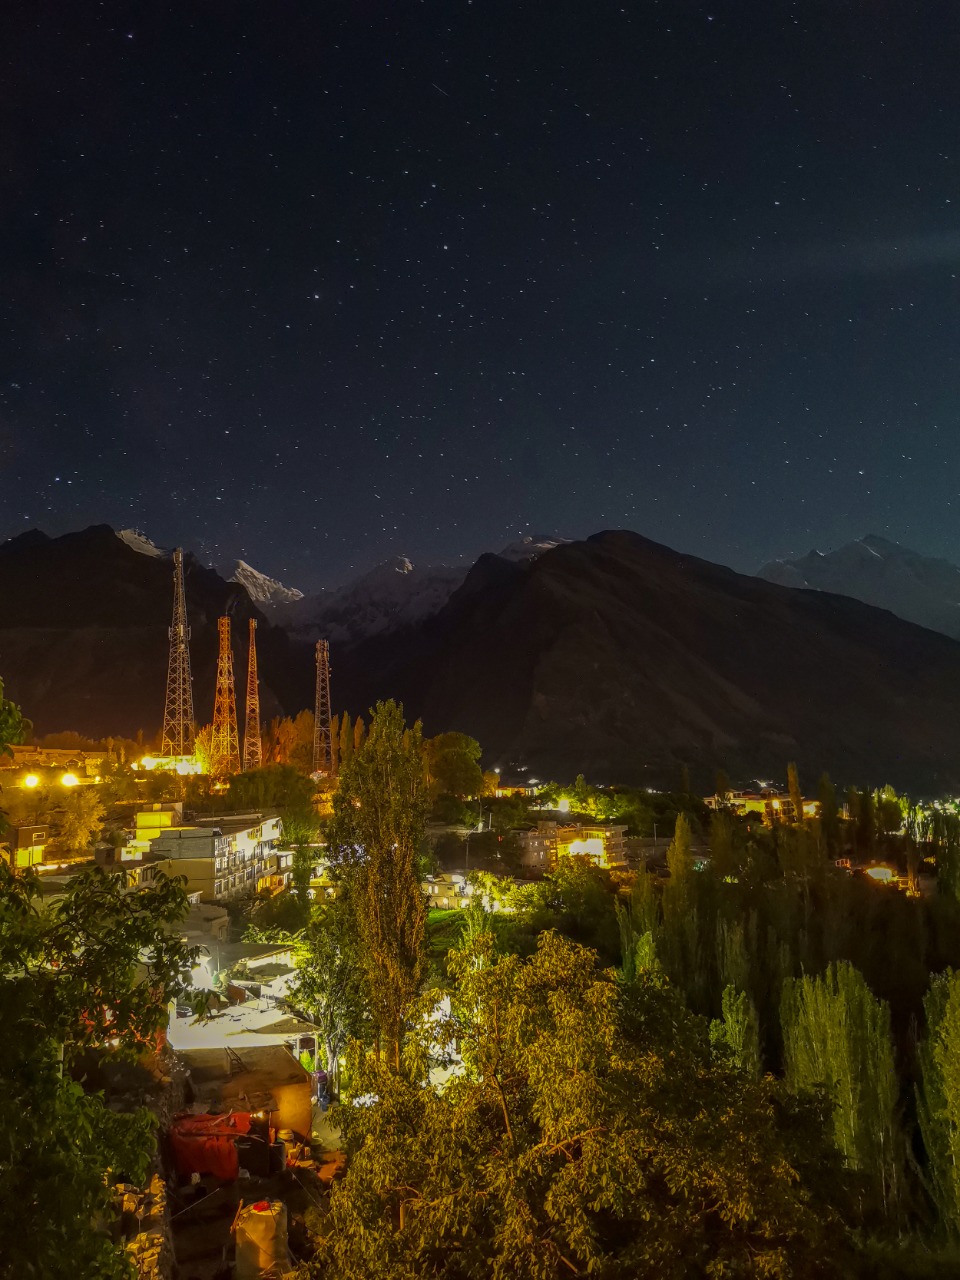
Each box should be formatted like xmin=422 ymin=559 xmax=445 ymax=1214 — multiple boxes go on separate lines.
xmin=316 ymin=931 xmax=849 ymax=1279
xmin=50 ymin=786 xmax=106 ymax=856
xmin=0 ymin=865 xmax=194 ymax=1278
xmin=227 ymin=763 xmax=314 ymax=812
xmin=917 ymin=969 xmax=960 ymax=1239
xmin=711 ymin=983 xmax=762 ymax=1079
xmin=782 ymin=961 xmax=901 ymax=1221
xmin=423 ymin=731 xmax=483 ymax=800
xmin=289 ymin=898 xmax=367 ymax=1098
xmin=858 ymin=788 xmax=877 ymax=855
xmin=285 ymin=805 xmax=321 ymax=914
xmin=353 ymin=714 xmax=366 ymax=753
xmin=0 ymin=677 xmax=29 ymax=756
xmin=330 ymin=700 xmax=427 ymax=1066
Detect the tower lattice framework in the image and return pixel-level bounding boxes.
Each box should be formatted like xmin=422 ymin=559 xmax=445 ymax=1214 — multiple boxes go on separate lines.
xmin=243 ymin=618 xmax=262 ymax=772
xmin=312 ymin=638 xmax=333 ymax=776
xmin=211 ymin=616 xmax=241 ymax=777
xmin=160 ymin=548 xmax=195 ymax=756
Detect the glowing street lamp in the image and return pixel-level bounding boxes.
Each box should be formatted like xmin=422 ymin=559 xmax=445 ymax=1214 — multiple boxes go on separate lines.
xmin=60 ymin=772 xmax=79 ymax=787
xmin=22 ymin=774 xmax=39 ymax=789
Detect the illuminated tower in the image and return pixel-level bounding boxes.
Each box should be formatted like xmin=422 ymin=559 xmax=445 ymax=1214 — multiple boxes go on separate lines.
xmin=312 ymin=638 xmax=333 ymax=776
xmin=242 ymin=618 xmax=262 ymax=772
xmin=160 ymin=548 xmax=195 ymax=756
xmin=210 ymin=616 xmax=241 ymax=777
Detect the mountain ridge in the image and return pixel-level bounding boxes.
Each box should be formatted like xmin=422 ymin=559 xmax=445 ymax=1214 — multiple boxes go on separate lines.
xmin=758 ymin=535 xmax=960 ymax=639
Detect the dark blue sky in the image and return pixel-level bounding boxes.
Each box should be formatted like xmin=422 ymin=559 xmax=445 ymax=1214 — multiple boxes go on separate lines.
xmin=2 ymin=1 xmax=958 ymax=590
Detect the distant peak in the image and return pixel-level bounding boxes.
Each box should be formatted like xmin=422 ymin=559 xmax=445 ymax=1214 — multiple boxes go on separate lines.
xmin=117 ymin=528 xmax=167 ymax=558
xmin=230 ymin=559 xmax=304 ymax=605
xmin=498 ymin=534 xmax=570 ymax=562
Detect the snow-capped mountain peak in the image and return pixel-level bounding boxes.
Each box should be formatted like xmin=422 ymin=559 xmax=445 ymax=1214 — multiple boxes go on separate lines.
xmin=117 ymin=528 xmax=166 ymax=558
xmin=757 ymin=535 xmax=960 ymax=639
xmin=230 ymin=559 xmax=304 ymax=607
xmin=498 ymin=533 xmax=570 ymax=562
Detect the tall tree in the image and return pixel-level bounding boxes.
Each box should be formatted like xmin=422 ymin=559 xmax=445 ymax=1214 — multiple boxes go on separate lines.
xmin=330 ymin=700 xmax=427 ymax=1067
xmin=818 ymin=774 xmax=841 ymax=859
xmin=0 ymin=864 xmax=194 ymax=1278
xmin=917 ymin=968 xmax=960 ymax=1240
xmin=289 ymin=897 xmax=366 ymax=1098
xmin=787 ymin=761 xmax=804 ymax=825
xmin=711 ymin=984 xmax=762 ymax=1079
xmin=781 ymin=961 xmax=901 ymax=1221
xmin=338 ymin=711 xmax=353 ymax=767
xmin=423 ymin=731 xmax=483 ymax=800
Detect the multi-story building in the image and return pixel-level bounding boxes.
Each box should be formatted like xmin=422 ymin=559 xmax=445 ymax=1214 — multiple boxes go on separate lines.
xmin=146 ymin=812 xmax=283 ymax=901
xmin=518 ymin=820 xmax=628 ymax=871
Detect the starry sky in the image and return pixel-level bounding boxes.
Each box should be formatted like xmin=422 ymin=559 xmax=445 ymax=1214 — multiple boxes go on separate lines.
xmin=2 ymin=1 xmax=959 ymax=591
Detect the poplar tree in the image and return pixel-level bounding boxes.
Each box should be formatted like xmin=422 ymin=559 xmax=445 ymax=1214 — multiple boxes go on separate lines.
xmin=787 ymin=761 xmax=804 ymax=825
xmin=711 ymin=984 xmax=761 ymax=1079
xmin=917 ymin=969 xmax=960 ymax=1239
xmin=781 ymin=961 xmax=901 ymax=1220
xmin=338 ymin=711 xmax=353 ymax=767
xmin=818 ymin=774 xmax=840 ymax=858
xmin=330 ymin=700 xmax=427 ymax=1068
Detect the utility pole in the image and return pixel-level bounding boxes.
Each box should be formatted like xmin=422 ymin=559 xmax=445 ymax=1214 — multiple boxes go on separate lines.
xmin=210 ymin=616 xmax=240 ymax=777
xmin=160 ymin=548 xmax=195 ymax=756
xmin=242 ymin=618 xmax=262 ymax=772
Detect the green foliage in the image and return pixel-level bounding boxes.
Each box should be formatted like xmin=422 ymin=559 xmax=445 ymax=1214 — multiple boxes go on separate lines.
xmin=0 ymin=676 xmax=30 ymax=756
xmin=226 ymin=763 xmax=315 ymax=812
xmin=710 ymin=983 xmax=762 ymax=1078
xmin=424 ymin=731 xmax=483 ymax=800
xmin=0 ymin=865 xmax=194 ymax=1277
xmin=917 ymin=969 xmax=960 ymax=1240
xmin=50 ymin=785 xmax=107 ymax=856
xmin=782 ymin=961 xmax=901 ymax=1221
xmin=330 ymin=700 xmax=427 ymax=1064
xmin=316 ymin=931 xmax=849 ymax=1279
xmin=289 ymin=897 xmax=366 ymax=1096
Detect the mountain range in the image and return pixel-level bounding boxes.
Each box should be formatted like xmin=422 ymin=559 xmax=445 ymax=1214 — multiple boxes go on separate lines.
xmin=4 ymin=525 xmax=960 ymax=789
xmin=758 ymin=535 xmax=960 ymax=640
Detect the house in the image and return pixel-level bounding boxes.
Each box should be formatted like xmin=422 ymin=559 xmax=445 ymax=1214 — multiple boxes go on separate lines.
xmin=518 ymin=820 xmax=629 ymax=870
xmin=176 ymin=1045 xmax=312 ymax=1137
xmin=705 ymin=790 xmax=818 ymax=825
xmin=1 ymin=824 xmax=49 ymax=869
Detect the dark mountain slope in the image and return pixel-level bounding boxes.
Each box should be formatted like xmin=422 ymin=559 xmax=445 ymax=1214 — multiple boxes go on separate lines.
xmin=0 ymin=526 xmax=305 ymax=739
xmin=333 ymin=530 xmax=960 ymax=790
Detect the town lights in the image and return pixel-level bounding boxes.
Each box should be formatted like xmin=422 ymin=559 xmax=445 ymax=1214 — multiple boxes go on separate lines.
xmin=23 ymin=774 xmax=39 ymax=789
xmin=60 ymin=772 xmax=79 ymax=787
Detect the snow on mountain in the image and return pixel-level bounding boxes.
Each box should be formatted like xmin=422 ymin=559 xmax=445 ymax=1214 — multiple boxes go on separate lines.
xmin=757 ymin=535 xmax=960 ymax=639
xmin=230 ymin=559 xmax=305 ymax=607
xmin=289 ymin=555 xmax=466 ymax=644
xmin=498 ymin=533 xmax=570 ymax=561
xmin=117 ymin=528 xmax=166 ymax=558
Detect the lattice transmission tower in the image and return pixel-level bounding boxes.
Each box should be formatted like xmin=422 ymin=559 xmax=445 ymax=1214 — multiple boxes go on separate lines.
xmin=242 ymin=618 xmax=262 ymax=772
xmin=160 ymin=548 xmax=195 ymax=756
xmin=210 ymin=616 xmax=241 ymax=777
xmin=312 ymin=638 xmax=333 ymax=776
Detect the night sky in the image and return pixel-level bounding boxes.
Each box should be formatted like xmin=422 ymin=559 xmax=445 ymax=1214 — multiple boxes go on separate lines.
xmin=2 ymin=2 xmax=959 ymax=591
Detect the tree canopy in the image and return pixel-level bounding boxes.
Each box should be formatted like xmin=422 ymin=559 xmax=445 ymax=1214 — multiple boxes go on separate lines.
xmin=316 ymin=930 xmax=849 ymax=1279
xmin=0 ymin=865 xmax=195 ymax=1278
